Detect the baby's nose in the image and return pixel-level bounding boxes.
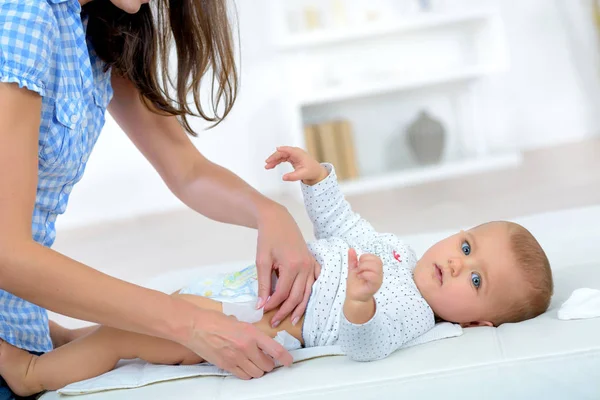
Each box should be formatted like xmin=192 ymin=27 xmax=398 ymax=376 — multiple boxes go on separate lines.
xmin=448 ymin=258 xmax=464 ymax=276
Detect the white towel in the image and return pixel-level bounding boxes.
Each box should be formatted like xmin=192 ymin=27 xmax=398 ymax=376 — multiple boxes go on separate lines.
xmin=57 ymin=323 xmax=462 ymax=396
xmin=557 ymin=288 xmax=600 ymax=320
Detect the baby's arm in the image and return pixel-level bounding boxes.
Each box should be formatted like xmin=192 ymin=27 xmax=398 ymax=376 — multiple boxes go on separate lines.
xmin=339 ymin=295 xmax=432 ymax=361
xmin=265 ymin=146 xmax=380 ymax=245
xmin=339 ymin=249 xmax=391 ymax=361
xmin=339 ymin=250 xmax=433 ymax=361
xmin=301 ymin=164 xmax=380 ymax=245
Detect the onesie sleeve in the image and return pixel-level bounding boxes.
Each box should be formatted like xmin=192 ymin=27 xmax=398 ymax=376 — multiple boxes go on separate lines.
xmin=301 ymin=163 xmax=379 ymax=246
xmin=338 ymin=293 xmax=433 ymax=361
xmin=338 ymin=252 xmax=435 ymax=362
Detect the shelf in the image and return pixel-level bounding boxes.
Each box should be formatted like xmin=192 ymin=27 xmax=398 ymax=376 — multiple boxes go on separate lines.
xmin=338 ymin=152 xmax=522 ymax=196
xmin=297 ymin=65 xmax=491 ymax=107
xmin=277 ymin=10 xmax=493 ymax=51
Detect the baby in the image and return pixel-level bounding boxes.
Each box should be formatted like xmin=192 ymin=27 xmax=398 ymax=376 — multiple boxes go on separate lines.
xmin=0 ymin=146 xmax=554 ymax=396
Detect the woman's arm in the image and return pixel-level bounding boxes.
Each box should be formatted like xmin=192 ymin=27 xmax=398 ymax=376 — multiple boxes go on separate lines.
xmin=0 ymin=82 xmax=290 ymax=379
xmin=0 ymin=83 xmax=194 ymax=339
xmin=107 ymin=77 xmax=273 ymax=228
xmin=108 ymin=75 xmax=319 ymax=328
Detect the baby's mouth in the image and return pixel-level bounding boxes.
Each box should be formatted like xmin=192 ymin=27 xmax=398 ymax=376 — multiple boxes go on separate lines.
xmin=434 ymin=264 xmax=443 ymax=285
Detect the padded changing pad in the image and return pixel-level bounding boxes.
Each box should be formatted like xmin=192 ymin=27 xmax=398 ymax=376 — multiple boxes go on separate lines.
xmin=41 ymin=206 xmax=600 ymax=399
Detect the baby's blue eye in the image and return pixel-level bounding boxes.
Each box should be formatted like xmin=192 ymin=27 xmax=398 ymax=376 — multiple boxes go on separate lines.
xmin=471 ymin=272 xmax=482 ymax=288
xmin=461 ymin=241 xmax=471 ymax=255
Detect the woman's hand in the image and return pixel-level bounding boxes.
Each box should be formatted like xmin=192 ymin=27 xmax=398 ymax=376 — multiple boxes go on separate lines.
xmin=258 ymin=146 xmax=325 ymax=327
xmin=184 ymin=306 xmax=293 ymax=379
xmin=255 ymin=204 xmax=321 ymax=328
xmin=265 ymin=146 xmax=328 ymax=186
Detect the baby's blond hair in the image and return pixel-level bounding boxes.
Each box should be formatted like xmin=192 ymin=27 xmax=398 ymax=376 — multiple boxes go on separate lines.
xmin=491 ymin=222 xmax=553 ymax=326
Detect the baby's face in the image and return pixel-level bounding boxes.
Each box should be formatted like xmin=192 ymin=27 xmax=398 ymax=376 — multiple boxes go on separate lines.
xmin=413 ymin=222 xmax=524 ymax=327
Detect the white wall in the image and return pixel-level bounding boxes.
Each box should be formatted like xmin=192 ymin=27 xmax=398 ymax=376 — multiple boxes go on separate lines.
xmin=484 ymin=0 xmax=600 ymax=152
xmin=57 ymin=0 xmax=600 ymax=230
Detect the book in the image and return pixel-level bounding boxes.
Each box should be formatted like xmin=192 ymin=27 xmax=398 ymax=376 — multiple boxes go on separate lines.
xmin=303 ymin=124 xmax=322 ymax=162
xmin=334 ymin=119 xmax=359 ymax=180
xmin=315 ymin=120 xmax=347 ymax=180
xmin=306 ymin=119 xmax=360 ymax=182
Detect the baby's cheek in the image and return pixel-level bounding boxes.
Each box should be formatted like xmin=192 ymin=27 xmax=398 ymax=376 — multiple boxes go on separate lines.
xmin=451 ymin=286 xmax=474 ymax=306
xmin=440 ymin=287 xmax=469 ymax=313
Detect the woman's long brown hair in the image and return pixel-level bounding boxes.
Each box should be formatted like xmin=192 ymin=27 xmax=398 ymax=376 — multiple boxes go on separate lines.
xmin=83 ymin=0 xmax=238 ymax=135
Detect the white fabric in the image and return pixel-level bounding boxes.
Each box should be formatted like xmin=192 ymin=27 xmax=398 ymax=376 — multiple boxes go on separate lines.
xmin=57 ymin=331 xmax=331 ymax=396
xmin=41 ymin=205 xmax=600 ymax=400
xmin=221 ymin=301 xmax=264 ymax=323
xmin=56 ymin=323 xmax=460 ymax=396
xmin=301 ymin=164 xmax=434 ymax=360
xmin=557 ymin=288 xmax=600 ymax=320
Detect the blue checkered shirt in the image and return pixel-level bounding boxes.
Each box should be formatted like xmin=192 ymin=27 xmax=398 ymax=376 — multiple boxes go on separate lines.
xmin=0 ymin=0 xmax=113 ymax=352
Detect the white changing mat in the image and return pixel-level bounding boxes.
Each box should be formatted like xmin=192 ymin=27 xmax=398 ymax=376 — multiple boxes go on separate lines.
xmin=57 ymin=322 xmax=462 ymax=395
xmin=57 ymin=344 xmax=344 ymax=396
xmin=41 ymin=205 xmax=600 ymax=400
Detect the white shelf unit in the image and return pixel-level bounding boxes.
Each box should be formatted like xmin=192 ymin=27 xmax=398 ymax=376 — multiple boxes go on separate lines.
xmin=276 ymin=9 xmax=495 ymax=51
xmin=272 ymin=3 xmax=518 ymax=197
xmin=297 ymin=65 xmax=490 ymax=107
xmin=339 ymin=153 xmax=522 ymax=196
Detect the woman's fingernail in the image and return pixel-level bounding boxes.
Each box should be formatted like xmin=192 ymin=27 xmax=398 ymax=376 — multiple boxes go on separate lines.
xmin=255 ymin=297 xmax=264 ymax=309
xmin=272 ymin=320 xmax=280 ymax=328
xmin=292 ymin=317 xmax=299 ymax=326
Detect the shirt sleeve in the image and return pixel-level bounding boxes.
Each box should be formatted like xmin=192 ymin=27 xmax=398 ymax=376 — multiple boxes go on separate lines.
xmin=0 ymin=1 xmax=57 ymax=96
xmin=301 ymin=163 xmax=379 ymax=246
xmin=338 ymin=293 xmax=433 ymax=361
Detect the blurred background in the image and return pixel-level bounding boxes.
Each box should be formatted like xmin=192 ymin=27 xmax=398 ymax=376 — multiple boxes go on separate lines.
xmin=51 ymin=0 xmax=600 ymax=326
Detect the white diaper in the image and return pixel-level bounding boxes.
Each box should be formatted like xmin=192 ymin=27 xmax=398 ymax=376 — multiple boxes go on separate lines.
xmin=179 ymin=265 xmax=276 ymax=323
xmin=179 ymin=264 xmax=259 ymax=302
xmin=221 ymin=301 xmax=264 ymax=323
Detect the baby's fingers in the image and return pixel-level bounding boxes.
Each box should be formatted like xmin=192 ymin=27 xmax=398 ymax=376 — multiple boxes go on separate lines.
xmin=347 ymin=249 xmax=359 ymax=270
xmin=282 ymin=170 xmax=305 ymax=182
xmin=264 ymin=150 xmax=284 ymax=163
xmin=270 ymin=146 xmax=294 ymax=159
xmin=358 ymin=255 xmax=381 ymax=267
xmin=356 ymin=263 xmax=378 ymax=275
xmin=265 ymin=151 xmax=289 ymax=169
xmin=356 ymin=269 xmax=379 ymax=281
xmin=358 ymin=253 xmax=378 ymax=262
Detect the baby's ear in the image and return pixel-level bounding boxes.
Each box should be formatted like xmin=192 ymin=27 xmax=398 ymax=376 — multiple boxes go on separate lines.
xmin=460 ymin=321 xmax=494 ymax=328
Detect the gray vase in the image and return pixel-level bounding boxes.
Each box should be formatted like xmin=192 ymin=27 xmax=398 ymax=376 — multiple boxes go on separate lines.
xmin=406 ymin=110 xmax=446 ymax=165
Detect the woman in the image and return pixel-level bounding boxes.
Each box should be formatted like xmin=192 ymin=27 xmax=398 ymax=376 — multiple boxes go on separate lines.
xmin=0 ymin=0 xmax=319 ymax=396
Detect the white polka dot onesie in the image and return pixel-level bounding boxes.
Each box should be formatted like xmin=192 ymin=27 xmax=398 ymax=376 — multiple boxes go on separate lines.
xmin=301 ymin=164 xmax=435 ymax=361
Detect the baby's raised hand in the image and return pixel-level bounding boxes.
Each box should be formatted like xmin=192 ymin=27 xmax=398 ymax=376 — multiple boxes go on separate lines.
xmin=265 ymin=146 xmax=328 ymax=185
xmin=346 ymin=248 xmax=384 ymax=302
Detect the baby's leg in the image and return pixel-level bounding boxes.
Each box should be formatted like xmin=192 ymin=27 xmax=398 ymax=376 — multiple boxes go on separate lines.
xmin=0 ymin=295 xmax=218 ymax=395
xmin=0 ymin=323 xmax=201 ymax=396
xmin=48 ymin=320 xmax=99 ymax=348
xmin=0 ymin=294 xmax=304 ymax=396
